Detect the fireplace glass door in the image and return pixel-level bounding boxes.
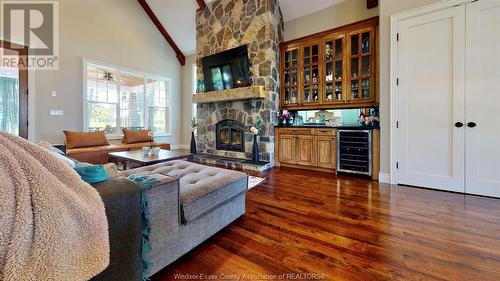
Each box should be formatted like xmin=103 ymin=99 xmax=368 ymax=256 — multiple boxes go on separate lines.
xmin=216 ymin=119 xmax=245 ymax=152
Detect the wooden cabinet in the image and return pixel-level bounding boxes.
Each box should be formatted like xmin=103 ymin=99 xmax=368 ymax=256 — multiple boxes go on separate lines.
xmin=282 ymin=48 xmax=299 ymax=106
xmin=280 ymin=17 xmax=378 ymax=110
xmin=296 ymin=135 xmax=316 ymax=166
xmin=278 ymin=135 xmax=296 ymax=164
xmin=275 ymin=127 xmax=336 ymax=172
xmin=323 ymin=35 xmax=346 ymax=105
xmin=275 ymin=127 xmax=378 ymax=180
xmin=346 ymin=26 xmax=376 ymax=104
xmin=316 ymin=136 xmax=336 ymax=169
xmin=301 ymin=42 xmax=321 ymax=105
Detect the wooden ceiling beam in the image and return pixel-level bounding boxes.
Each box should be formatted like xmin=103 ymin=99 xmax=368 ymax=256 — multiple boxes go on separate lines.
xmin=196 ymin=0 xmax=206 ymax=11
xmin=367 ymin=0 xmax=378 ymax=9
xmin=137 ymin=0 xmax=186 ymax=65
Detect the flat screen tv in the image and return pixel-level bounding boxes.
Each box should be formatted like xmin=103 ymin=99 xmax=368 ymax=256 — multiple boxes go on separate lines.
xmin=201 ymin=45 xmax=250 ymax=92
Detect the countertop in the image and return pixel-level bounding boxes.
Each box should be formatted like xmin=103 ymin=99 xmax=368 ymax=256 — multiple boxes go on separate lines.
xmin=275 ymin=125 xmax=380 ymax=130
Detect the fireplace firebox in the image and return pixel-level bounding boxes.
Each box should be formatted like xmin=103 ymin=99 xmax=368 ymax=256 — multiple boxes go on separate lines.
xmin=216 ymin=120 xmax=245 ymax=152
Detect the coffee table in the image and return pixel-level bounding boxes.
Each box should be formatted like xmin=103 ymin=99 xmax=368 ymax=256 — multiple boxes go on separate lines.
xmin=109 ymin=149 xmax=191 ymax=170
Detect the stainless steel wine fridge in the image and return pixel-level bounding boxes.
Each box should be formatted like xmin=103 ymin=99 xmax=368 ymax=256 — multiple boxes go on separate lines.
xmin=337 ymin=129 xmax=372 ymax=176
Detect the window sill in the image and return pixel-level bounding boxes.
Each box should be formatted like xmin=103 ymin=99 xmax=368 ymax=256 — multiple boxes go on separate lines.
xmin=105 ymin=133 xmax=172 ymax=141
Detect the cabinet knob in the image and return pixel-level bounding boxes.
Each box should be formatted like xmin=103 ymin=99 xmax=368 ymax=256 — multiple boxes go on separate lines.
xmin=467 ymin=122 xmax=477 ymax=128
xmin=455 ymin=122 xmax=464 ymax=128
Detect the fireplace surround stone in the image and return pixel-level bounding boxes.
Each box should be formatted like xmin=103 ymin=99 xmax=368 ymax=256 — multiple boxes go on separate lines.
xmin=195 ymin=0 xmax=284 ymax=164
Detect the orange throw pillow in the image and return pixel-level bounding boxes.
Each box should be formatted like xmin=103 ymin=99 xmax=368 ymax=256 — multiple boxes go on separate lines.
xmin=64 ymin=131 xmax=109 ymax=149
xmin=122 ymin=129 xmax=153 ymax=144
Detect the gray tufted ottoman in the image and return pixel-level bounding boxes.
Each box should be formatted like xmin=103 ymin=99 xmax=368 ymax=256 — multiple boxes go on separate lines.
xmin=121 ymin=160 xmax=248 ymax=276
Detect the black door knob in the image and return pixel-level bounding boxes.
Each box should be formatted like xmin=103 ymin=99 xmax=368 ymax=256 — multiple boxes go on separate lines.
xmin=468 ymin=122 xmax=477 ymax=128
xmin=455 ymin=122 xmax=464 ymax=128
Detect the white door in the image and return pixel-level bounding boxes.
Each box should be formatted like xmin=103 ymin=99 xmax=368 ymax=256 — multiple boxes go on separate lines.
xmin=397 ymin=6 xmax=466 ymax=192
xmin=465 ymin=0 xmax=500 ymax=197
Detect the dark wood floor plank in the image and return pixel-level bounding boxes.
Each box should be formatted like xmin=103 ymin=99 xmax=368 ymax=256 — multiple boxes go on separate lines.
xmin=152 ymin=167 xmax=500 ymax=281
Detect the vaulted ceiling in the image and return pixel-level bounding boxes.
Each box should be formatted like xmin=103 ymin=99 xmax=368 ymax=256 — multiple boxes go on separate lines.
xmin=145 ymin=0 xmax=348 ymax=60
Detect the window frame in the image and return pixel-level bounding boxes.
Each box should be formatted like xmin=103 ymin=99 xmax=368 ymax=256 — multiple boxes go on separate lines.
xmin=83 ymin=59 xmax=172 ymax=139
xmin=192 ymin=63 xmax=197 ymax=119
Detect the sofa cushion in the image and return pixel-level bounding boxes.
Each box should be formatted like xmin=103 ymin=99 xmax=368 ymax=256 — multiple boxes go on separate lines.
xmin=122 ymin=160 xmax=248 ymax=223
xmin=66 ymin=144 xmax=125 ymax=155
xmin=64 ymin=131 xmax=109 ymax=149
xmin=122 ymin=129 xmax=153 ymax=144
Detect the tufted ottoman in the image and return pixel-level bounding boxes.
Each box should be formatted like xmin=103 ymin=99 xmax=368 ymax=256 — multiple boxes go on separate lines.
xmin=122 ymin=160 xmax=248 ymax=223
xmin=120 ymin=160 xmax=248 ymax=276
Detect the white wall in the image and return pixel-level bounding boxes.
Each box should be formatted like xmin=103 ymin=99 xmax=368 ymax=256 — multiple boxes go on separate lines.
xmin=284 ymin=0 xmax=379 ymax=41
xmin=180 ymin=55 xmax=196 ymax=148
xmin=31 ymin=0 xmax=182 ymax=144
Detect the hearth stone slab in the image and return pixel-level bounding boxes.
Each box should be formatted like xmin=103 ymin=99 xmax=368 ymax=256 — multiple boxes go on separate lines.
xmin=189 ymin=154 xmax=273 ymax=172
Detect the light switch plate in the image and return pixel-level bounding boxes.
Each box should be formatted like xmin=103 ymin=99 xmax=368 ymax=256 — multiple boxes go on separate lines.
xmin=49 ymin=110 xmax=64 ymax=116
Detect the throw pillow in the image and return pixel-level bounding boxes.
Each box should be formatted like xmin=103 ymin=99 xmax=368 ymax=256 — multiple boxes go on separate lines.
xmin=103 ymin=163 xmax=119 ymax=179
xmin=38 ymin=140 xmax=65 ymax=155
xmin=74 ymin=163 xmax=109 ymax=184
xmin=122 ymin=129 xmax=153 ymax=144
xmin=51 ymin=151 xmax=76 ymax=168
xmin=64 ymin=131 xmax=109 ymax=149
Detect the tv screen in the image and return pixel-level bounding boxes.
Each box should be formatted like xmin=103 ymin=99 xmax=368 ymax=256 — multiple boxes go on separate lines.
xmin=201 ymin=45 xmax=250 ymax=92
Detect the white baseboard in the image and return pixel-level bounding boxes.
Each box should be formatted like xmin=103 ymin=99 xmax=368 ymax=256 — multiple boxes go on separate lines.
xmin=378 ymin=173 xmax=391 ymax=184
xmin=170 ymin=144 xmax=190 ymax=150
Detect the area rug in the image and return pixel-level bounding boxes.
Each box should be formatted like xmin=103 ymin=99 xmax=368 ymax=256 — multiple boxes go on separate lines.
xmin=248 ymin=176 xmax=266 ymax=190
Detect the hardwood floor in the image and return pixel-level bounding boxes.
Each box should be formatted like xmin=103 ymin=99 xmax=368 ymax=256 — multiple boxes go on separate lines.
xmin=152 ymin=167 xmax=500 ymax=281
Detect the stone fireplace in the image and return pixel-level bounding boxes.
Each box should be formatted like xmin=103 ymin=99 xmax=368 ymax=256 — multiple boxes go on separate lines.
xmin=195 ymin=0 xmax=284 ymax=164
xmin=216 ymin=119 xmax=245 ymax=152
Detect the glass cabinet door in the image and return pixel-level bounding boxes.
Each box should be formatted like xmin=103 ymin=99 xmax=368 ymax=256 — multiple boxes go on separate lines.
xmin=283 ymin=48 xmax=299 ymax=105
xmin=302 ymin=43 xmax=320 ymax=104
xmin=348 ymin=28 xmax=374 ymax=103
xmin=324 ymin=36 xmax=345 ymax=103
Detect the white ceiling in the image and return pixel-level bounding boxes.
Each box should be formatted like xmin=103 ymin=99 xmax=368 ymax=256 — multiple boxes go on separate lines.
xmin=147 ymin=0 xmax=347 ymax=56
xmin=146 ymin=0 xmax=197 ymax=55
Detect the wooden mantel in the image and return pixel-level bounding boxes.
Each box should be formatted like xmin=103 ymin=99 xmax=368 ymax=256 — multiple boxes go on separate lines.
xmin=192 ymin=86 xmax=266 ymax=104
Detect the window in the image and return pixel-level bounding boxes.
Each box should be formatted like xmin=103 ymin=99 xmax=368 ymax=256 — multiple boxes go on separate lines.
xmin=192 ymin=63 xmax=197 ymax=119
xmin=85 ymin=62 xmax=170 ymax=135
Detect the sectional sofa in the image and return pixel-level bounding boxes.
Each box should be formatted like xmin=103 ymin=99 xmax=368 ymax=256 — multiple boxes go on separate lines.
xmin=95 ymin=160 xmax=248 ymax=278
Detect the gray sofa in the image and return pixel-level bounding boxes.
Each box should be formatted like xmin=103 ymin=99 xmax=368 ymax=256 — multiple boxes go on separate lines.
xmin=120 ymin=160 xmax=248 ymax=277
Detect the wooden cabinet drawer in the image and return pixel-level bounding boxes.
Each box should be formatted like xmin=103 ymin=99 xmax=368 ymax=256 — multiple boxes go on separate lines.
xmin=314 ymin=128 xmax=336 ymax=136
xmin=278 ymin=128 xmax=314 ymax=135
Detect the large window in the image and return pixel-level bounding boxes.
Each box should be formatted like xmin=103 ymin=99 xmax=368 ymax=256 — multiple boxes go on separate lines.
xmin=85 ymin=62 xmax=169 ymax=135
xmin=192 ymin=63 xmax=197 ymax=119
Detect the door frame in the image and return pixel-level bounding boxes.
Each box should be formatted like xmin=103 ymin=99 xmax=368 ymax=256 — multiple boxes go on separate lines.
xmin=0 ymin=40 xmax=29 ymax=139
xmin=389 ymin=0 xmax=467 ymax=185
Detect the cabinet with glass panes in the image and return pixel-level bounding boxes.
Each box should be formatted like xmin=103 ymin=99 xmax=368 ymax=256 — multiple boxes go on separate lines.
xmin=302 ymin=43 xmax=320 ymax=105
xmin=347 ymin=26 xmax=375 ymax=104
xmin=282 ymin=48 xmax=299 ymax=106
xmin=323 ymin=35 xmax=345 ymax=104
xmin=280 ymin=17 xmax=378 ymax=109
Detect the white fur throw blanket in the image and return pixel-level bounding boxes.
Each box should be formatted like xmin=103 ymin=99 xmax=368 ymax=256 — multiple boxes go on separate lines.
xmin=0 ymin=132 xmax=109 ymax=281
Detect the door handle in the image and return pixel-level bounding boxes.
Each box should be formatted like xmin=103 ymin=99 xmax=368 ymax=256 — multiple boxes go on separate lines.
xmin=455 ymin=122 xmax=464 ymax=128
xmin=467 ymin=122 xmax=477 ymax=128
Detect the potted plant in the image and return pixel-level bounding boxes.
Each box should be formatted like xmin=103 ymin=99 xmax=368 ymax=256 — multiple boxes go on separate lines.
xmin=148 ymin=132 xmax=161 ymax=156
xmin=190 ymin=117 xmax=198 ymax=154
xmin=279 ymin=112 xmax=292 ymax=126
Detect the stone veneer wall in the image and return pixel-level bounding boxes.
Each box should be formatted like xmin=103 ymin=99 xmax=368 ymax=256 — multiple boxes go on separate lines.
xmin=195 ymin=0 xmax=284 ymax=163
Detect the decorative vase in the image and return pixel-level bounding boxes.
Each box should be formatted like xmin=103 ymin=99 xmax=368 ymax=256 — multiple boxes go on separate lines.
xmin=251 ymin=134 xmax=259 ymax=164
xmin=190 ymin=131 xmax=197 ymax=154
xmin=152 ymin=147 xmax=161 ymax=155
